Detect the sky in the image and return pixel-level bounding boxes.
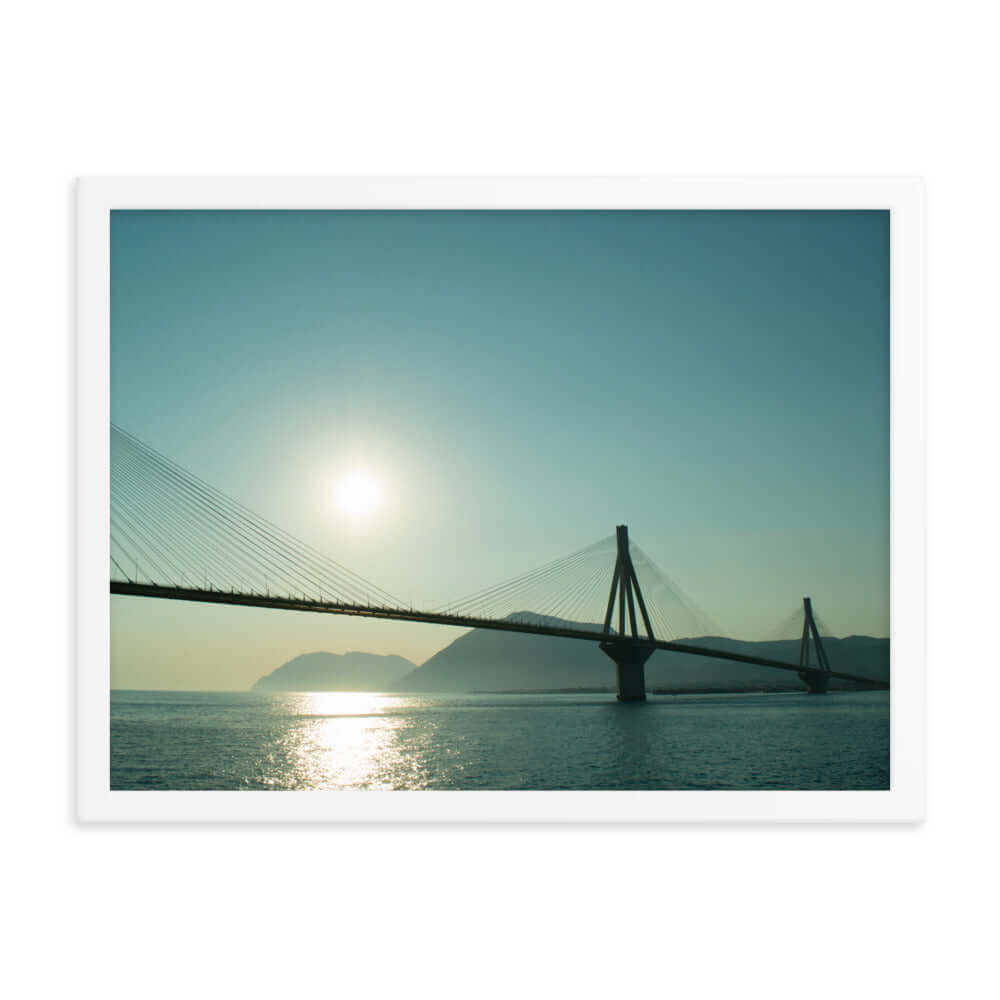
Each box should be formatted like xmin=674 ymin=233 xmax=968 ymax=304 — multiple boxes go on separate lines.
xmin=110 ymin=209 xmax=889 ymax=690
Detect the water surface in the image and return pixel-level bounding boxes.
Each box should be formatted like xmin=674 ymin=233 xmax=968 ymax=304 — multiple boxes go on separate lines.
xmin=111 ymin=689 xmax=889 ymax=790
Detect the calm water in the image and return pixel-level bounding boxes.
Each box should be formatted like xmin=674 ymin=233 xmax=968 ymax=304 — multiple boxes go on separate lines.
xmin=110 ymin=689 xmax=889 ymax=790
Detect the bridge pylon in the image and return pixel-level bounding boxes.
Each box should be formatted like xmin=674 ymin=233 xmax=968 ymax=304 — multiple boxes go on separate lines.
xmin=599 ymin=525 xmax=656 ymax=701
xmin=797 ymin=596 xmax=832 ymax=694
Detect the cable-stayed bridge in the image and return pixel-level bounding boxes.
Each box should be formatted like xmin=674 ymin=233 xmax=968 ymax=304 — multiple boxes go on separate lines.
xmin=110 ymin=425 xmax=885 ymax=700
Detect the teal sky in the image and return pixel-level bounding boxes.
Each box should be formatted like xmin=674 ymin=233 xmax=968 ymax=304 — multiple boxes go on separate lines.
xmin=111 ymin=210 xmax=889 ymax=691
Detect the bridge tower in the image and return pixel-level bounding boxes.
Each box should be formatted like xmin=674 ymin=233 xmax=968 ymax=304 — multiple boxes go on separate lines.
xmin=798 ymin=596 xmax=832 ymax=694
xmin=600 ymin=525 xmax=656 ymax=701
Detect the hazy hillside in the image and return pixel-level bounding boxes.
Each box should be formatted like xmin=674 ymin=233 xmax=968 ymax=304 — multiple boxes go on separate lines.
xmin=393 ymin=614 xmax=889 ymax=693
xmin=252 ymin=651 xmax=416 ymax=692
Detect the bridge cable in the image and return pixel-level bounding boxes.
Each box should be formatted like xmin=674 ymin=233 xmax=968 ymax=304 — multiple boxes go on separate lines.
xmin=114 ymin=425 xmax=394 ymax=603
xmin=112 ymin=425 xmax=406 ymax=607
xmin=437 ymin=536 xmax=613 ymax=618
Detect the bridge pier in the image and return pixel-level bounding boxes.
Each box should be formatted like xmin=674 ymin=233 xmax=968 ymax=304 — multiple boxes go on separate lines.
xmin=799 ymin=670 xmax=830 ymax=694
xmin=600 ymin=641 xmax=653 ymax=702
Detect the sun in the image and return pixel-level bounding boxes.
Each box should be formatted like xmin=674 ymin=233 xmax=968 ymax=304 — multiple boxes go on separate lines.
xmin=334 ymin=468 xmax=382 ymax=518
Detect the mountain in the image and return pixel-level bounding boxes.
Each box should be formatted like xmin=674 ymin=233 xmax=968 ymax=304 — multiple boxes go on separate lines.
xmin=643 ymin=634 xmax=889 ymax=692
xmin=392 ymin=614 xmax=889 ymax=693
xmin=252 ymin=651 xmax=416 ymax=692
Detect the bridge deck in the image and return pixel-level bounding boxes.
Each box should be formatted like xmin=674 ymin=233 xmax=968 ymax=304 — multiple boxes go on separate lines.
xmin=111 ymin=582 xmax=887 ymax=689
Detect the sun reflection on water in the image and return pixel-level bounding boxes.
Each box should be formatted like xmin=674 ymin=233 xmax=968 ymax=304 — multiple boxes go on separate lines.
xmin=280 ymin=692 xmax=426 ymax=790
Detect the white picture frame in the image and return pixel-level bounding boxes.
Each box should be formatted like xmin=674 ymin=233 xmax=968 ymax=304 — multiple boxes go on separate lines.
xmin=76 ymin=176 xmax=924 ymax=823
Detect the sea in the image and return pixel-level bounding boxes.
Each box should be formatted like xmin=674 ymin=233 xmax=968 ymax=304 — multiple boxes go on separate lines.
xmin=110 ymin=689 xmax=889 ymax=790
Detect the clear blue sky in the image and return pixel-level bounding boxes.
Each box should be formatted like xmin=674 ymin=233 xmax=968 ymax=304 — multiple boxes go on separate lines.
xmin=111 ymin=209 xmax=888 ymax=690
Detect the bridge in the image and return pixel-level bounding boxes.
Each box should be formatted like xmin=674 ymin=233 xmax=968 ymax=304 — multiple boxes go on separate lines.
xmin=109 ymin=425 xmax=886 ymax=700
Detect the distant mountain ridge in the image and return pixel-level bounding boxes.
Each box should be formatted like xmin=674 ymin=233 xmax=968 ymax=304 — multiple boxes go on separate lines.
xmin=252 ymin=651 xmax=415 ymax=692
xmin=500 ymin=611 xmax=606 ymax=632
xmin=392 ymin=613 xmax=889 ymax=693
xmin=251 ymin=615 xmax=889 ymax=694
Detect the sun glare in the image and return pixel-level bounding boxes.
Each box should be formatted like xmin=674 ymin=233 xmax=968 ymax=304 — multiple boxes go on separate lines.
xmin=334 ymin=468 xmax=382 ymax=518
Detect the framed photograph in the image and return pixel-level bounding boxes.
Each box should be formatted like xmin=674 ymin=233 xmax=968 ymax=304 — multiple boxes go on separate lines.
xmin=76 ymin=176 xmax=924 ymax=822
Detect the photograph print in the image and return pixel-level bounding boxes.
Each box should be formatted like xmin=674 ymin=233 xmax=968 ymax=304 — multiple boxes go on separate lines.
xmin=108 ymin=203 xmax=890 ymax=794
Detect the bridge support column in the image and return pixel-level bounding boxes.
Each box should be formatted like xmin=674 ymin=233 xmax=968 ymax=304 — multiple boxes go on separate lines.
xmin=600 ymin=641 xmax=652 ymax=702
xmin=799 ymin=670 xmax=829 ymax=694
xmin=798 ymin=597 xmax=832 ymax=694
